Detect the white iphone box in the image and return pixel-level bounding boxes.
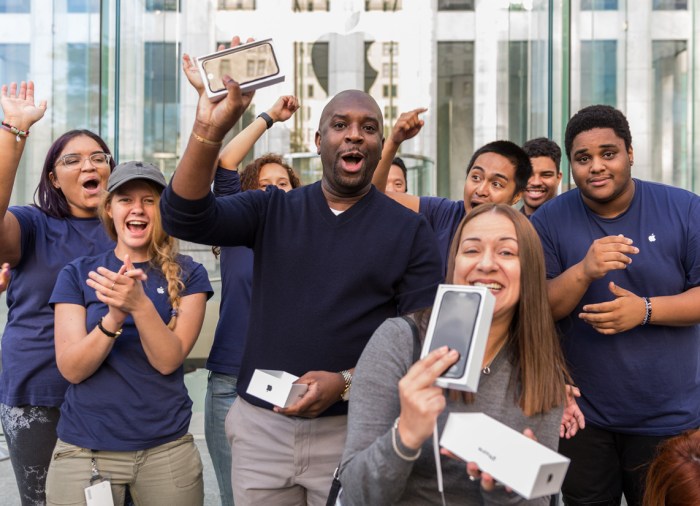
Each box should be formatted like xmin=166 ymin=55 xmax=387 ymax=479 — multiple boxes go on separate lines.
xmin=420 ymin=285 xmax=495 ymax=392
xmin=196 ymin=39 xmax=285 ymax=101
xmin=247 ymin=369 xmax=308 ymax=408
xmin=440 ymin=413 xmax=570 ymax=500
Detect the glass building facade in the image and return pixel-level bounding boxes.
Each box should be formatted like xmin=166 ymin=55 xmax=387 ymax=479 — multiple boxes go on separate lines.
xmin=1 ymin=0 xmax=698 ymax=338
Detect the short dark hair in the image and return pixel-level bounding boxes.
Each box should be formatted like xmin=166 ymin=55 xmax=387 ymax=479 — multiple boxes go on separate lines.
xmin=466 ymin=140 xmax=532 ymax=194
xmin=34 ymin=130 xmax=115 ymax=219
xmin=522 ymin=137 xmax=562 ymax=173
xmin=391 ymin=157 xmax=408 ymax=191
xmin=564 ymin=105 xmax=632 ymax=161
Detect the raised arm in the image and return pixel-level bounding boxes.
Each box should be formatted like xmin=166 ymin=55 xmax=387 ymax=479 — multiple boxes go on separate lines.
xmin=0 ymin=81 xmax=47 ymax=266
xmin=372 ymin=108 xmax=426 ymax=213
xmin=219 ymin=95 xmax=299 ymax=171
xmin=173 ymin=36 xmax=255 ymax=200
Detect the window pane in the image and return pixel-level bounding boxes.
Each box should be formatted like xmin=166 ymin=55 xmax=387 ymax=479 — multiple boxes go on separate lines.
xmin=0 ymin=43 xmax=30 ymax=85
xmin=580 ymin=0 xmax=618 ymax=10
xmin=145 ymin=0 xmax=178 ymax=11
xmin=291 ymin=0 xmax=327 ymax=12
xmin=651 ymin=40 xmax=688 ymax=187
xmin=0 ymin=0 xmax=29 ymax=13
xmin=437 ymin=41 xmax=474 ymax=200
xmin=144 ymin=42 xmax=179 ymax=177
xmin=437 ymin=0 xmax=474 ymax=10
xmin=67 ymin=0 xmax=100 ymax=13
xmin=580 ymin=40 xmax=617 ymax=107
xmin=652 ymin=0 xmax=687 ymax=9
xmin=66 ymin=43 xmax=100 ymax=131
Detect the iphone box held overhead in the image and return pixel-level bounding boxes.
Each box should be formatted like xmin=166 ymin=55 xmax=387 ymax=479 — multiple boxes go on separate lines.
xmin=440 ymin=413 xmax=570 ymax=500
xmin=196 ymin=38 xmax=285 ymax=101
xmin=420 ymin=285 xmax=495 ymax=392
xmin=247 ymin=369 xmax=308 ymax=408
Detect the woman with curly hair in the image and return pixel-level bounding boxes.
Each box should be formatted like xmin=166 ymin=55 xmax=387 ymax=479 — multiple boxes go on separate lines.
xmin=46 ymin=161 xmax=212 ymax=505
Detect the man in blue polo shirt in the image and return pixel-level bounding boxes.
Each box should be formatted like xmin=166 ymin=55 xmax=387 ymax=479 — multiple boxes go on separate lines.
xmin=160 ymin=77 xmax=442 ymax=505
xmin=372 ymin=108 xmax=531 ymax=273
xmin=532 ymin=105 xmax=700 ymax=506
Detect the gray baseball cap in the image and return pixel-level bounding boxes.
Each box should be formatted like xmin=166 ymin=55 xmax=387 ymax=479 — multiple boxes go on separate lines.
xmin=107 ymin=161 xmax=167 ymax=193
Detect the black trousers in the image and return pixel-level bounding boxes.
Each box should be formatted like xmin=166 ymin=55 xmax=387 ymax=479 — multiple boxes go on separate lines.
xmin=558 ymin=424 xmax=671 ymax=506
xmin=0 ymin=403 xmax=60 ymax=506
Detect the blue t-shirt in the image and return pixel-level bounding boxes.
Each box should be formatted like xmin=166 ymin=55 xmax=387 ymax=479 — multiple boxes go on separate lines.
xmin=0 ymin=206 xmax=114 ymax=407
xmin=161 ymin=181 xmax=443 ymax=416
xmin=49 ymin=250 xmax=213 ymax=451
xmin=207 ymin=168 xmax=253 ymax=376
xmin=532 ymin=179 xmax=700 ymax=436
xmin=419 ymin=197 xmax=466 ymax=275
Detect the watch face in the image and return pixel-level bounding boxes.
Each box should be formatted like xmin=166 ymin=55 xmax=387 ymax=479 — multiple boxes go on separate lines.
xmin=341 ymin=386 xmax=351 ymax=402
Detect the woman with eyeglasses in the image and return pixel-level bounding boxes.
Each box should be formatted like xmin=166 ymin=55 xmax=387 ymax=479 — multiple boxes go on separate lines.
xmin=0 ymin=81 xmax=116 ymax=505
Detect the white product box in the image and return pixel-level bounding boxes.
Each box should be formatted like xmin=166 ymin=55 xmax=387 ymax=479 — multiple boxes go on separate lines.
xmin=196 ymin=39 xmax=285 ymax=101
xmin=420 ymin=285 xmax=495 ymax=392
xmin=440 ymin=413 xmax=570 ymax=500
xmin=247 ymin=369 xmax=308 ymax=408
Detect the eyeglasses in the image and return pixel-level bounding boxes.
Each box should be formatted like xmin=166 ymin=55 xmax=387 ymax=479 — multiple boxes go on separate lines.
xmin=56 ymin=152 xmax=112 ymax=169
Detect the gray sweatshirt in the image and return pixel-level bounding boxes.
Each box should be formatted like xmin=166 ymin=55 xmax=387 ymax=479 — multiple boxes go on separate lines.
xmin=339 ymin=317 xmax=563 ymax=506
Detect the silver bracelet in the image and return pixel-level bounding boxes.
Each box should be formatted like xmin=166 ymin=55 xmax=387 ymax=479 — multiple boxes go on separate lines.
xmin=391 ymin=417 xmax=422 ymax=461
xmin=641 ymin=297 xmax=652 ymax=326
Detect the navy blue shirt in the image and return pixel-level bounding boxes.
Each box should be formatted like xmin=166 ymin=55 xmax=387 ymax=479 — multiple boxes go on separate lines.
xmin=1 ymin=206 xmax=113 ymax=407
xmin=207 ymin=168 xmax=253 ymax=376
xmin=532 ymin=179 xmax=700 ymax=435
xmin=161 ymin=182 xmax=442 ymax=416
xmin=418 ymin=197 xmax=466 ymax=276
xmin=50 ymin=250 xmax=212 ymax=450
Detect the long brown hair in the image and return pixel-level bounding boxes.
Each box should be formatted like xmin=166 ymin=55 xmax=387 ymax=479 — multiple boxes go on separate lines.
xmin=99 ymin=180 xmax=183 ymax=330
xmin=644 ymin=430 xmax=700 ymax=506
xmin=443 ymin=203 xmax=568 ymax=416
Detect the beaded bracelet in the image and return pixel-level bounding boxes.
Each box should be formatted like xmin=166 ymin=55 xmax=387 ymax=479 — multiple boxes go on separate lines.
xmin=641 ymin=297 xmax=652 ymax=326
xmin=1 ymin=121 xmax=30 ymax=142
xmin=391 ymin=417 xmax=422 ymax=461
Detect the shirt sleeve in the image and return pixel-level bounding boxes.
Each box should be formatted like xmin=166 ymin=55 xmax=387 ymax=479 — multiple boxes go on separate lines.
xmin=181 ymin=260 xmax=214 ymax=300
xmin=339 ymin=318 xmax=418 ymax=506
xmin=213 ymin=166 xmax=242 ymax=197
xmin=531 ymin=206 xmax=564 ymax=280
xmin=394 ymin=216 xmax=442 ymax=314
xmin=49 ymin=261 xmax=87 ymax=307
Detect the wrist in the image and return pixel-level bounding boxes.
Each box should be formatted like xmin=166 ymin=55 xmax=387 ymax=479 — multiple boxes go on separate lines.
xmin=2 ymin=117 xmax=34 ymax=132
xmin=640 ymin=296 xmax=652 ymax=326
xmin=258 ymin=112 xmax=274 ymax=129
xmin=393 ymin=417 xmax=423 ymax=460
xmin=192 ymin=119 xmax=227 ymax=144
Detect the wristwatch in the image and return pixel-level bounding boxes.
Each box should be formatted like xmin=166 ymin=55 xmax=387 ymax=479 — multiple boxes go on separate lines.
xmin=340 ymin=369 xmax=352 ymax=401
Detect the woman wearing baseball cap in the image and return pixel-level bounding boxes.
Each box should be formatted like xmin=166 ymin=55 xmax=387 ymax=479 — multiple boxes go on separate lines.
xmin=46 ymin=161 xmax=212 ymax=505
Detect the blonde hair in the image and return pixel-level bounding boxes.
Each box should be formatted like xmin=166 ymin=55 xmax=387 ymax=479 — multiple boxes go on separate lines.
xmin=99 ymin=181 xmax=184 ymax=329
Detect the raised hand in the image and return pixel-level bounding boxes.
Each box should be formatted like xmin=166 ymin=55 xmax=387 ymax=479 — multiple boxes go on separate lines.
xmin=0 ymin=81 xmax=47 ymax=131
xmin=579 ymin=281 xmax=647 ymax=334
xmin=191 ymin=36 xmax=256 ymax=141
xmin=266 ymin=95 xmax=299 ymax=123
xmin=580 ymin=235 xmax=638 ymax=283
xmin=87 ymin=255 xmax=148 ymax=321
xmin=396 ymin=346 xmax=459 ymax=450
xmin=389 ymin=108 xmax=427 ymax=146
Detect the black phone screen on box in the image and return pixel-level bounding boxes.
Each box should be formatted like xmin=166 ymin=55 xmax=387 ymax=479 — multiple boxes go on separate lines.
xmin=429 ymin=291 xmax=481 ymax=378
xmin=203 ymin=43 xmax=279 ymax=92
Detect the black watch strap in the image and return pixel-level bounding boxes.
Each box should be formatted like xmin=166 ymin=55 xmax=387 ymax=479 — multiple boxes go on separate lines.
xmin=258 ymin=112 xmax=274 ymax=129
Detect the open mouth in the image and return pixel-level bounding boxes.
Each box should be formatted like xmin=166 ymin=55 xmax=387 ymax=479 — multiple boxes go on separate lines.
xmin=340 ymin=152 xmax=364 ymax=173
xmin=471 ymin=281 xmax=503 ymax=291
xmin=126 ymin=220 xmax=148 ymax=232
xmin=82 ymin=179 xmax=100 ymax=192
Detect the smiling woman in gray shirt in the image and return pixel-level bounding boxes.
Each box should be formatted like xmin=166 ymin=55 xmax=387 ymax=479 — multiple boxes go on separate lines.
xmin=340 ymin=204 xmax=569 ymax=506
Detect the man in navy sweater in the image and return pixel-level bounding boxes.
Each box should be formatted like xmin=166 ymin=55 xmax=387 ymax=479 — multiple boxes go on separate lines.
xmin=160 ymin=76 xmax=442 ymax=505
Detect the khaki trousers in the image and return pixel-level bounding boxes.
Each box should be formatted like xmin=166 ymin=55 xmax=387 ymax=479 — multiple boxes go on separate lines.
xmin=226 ymin=397 xmax=347 ymax=506
xmin=46 ymin=433 xmax=203 ymax=506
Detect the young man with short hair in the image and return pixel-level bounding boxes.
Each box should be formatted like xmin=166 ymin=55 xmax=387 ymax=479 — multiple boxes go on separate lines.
xmin=373 ymin=109 xmax=531 ymax=273
xmin=532 ymin=105 xmax=700 ymax=506
xmin=521 ymin=137 xmax=562 ymax=217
